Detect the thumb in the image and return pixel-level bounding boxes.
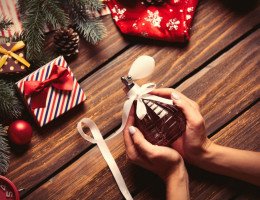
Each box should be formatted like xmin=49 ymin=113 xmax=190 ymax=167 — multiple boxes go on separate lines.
xmin=171 ymin=92 xmax=199 ymax=124
xmin=129 ymin=126 xmax=155 ymax=157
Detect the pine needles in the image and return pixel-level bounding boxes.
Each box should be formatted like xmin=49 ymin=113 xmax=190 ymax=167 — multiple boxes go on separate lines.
xmin=0 ymin=80 xmax=24 ymax=121
xmin=0 ymin=15 xmax=13 ymax=31
xmin=17 ymin=0 xmax=106 ymax=65
xmin=0 ymin=124 xmax=9 ymax=175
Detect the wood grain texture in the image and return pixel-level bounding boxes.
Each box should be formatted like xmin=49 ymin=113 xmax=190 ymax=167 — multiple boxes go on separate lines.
xmin=7 ymin=0 xmax=258 ymax=197
xmin=135 ymin=103 xmax=260 ymax=200
xmin=26 ymin=28 xmax=260 ymax=200
xmin=7 ymin=0 xmax=259 ymax=195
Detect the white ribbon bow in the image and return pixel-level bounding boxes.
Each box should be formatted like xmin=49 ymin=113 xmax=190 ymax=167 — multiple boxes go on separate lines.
xmin=108 ymin=83 xmax=173 ymax=140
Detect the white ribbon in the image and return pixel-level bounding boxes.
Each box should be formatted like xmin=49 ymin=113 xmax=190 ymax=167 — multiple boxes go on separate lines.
xmin=76 ymin=56 xmax=172 ymax=199
xmin=77 ymin=118 xmax=133 ymax=200
xmin=107 ymin=82 xmax=173 ymax=140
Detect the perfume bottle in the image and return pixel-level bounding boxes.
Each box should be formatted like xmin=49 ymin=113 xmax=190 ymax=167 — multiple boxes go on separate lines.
xmin=121 ymin=75 xmax=186 ymax=146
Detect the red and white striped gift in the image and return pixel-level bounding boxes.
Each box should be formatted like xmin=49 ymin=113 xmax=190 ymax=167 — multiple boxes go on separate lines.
xmin=0 ymin=0 xmax=22 ymax=37
xmin=16 ymin=56 xmax=86 ymax=127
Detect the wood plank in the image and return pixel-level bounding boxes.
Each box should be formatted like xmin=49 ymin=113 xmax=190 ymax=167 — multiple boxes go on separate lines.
xmin=135 ymin=103 xmax=260 ymax=200
xmin=7 ymin=0 xmax=259 ymax=195
xmin=26 ymin=28 xmax=259 ymax=199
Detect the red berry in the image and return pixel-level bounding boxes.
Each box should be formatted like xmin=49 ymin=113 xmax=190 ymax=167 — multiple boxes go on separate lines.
xmin=8 ymin=120 xmax=33 ymax=145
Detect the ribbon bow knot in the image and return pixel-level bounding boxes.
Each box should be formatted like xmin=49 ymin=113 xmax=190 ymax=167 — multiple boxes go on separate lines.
xmin=24 ymin=65 xmax=74 ymax=109
xmin=0 ymin=41 xmax=30 ymax=69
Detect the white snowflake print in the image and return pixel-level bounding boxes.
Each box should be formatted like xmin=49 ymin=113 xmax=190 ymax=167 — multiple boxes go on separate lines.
xmin=166 ymin=18 xmax=180 ymax=31
xmin=187 ymin=7 xmax=194 ymax=12
xmin=132 ymin=23 xmax=138 ymax=30
xmin=186 ymin=14 xmax=191 ymax=20
xmin=174 ymin=0 xmax=180 ymax=3
xmin=111 ymin=5 xmax=126 ymax=22
xmin=144 ymin=10 xmax=162 ymax=28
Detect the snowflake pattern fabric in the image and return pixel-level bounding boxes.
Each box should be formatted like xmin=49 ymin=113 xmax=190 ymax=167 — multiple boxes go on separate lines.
xmin=106 ymin=0 xmax=198 ymax=42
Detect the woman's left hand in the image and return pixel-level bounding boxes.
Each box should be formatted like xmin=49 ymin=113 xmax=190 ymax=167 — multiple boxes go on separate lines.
xmin=123 ymin=107 xmax=186 ymax=182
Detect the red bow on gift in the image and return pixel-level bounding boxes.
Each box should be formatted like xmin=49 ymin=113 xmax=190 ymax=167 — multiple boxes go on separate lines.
xmin=24 ymin=65 xmax=74 ymax=109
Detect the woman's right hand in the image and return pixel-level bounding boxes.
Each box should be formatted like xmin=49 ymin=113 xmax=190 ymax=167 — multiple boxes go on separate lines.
xmin=150 ymin=88 xmax=212 ymax=165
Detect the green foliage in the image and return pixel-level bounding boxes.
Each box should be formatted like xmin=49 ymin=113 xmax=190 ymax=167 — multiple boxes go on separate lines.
xmin=0 ymin=15 xmax=13 ymax=31
xmin=66 ymin=0 xmax=106 ymax=44
xmin=17 ymin=0 xmax=106 ymax=66
xmin=0 ymin=80 xmax=24 ymax=121
xmin=76 ymin=19 xmax=106 ymax=44
xmin=43 ymin=0 xmax=69 ymax=29
xmin=0 ymin=124 xmax=10 ymax=175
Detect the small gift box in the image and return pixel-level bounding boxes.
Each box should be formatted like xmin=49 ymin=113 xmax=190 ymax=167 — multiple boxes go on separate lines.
xmin=0 ymin=41 xmax=30 ymax=74
xmin=16 ymin=56 xmax=86 ymax=127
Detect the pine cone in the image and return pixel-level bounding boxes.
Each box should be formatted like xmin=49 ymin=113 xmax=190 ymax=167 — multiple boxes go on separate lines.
xmin=54 ymin=28 xmax=79 ymax=57
xmin=144 ymin=0 xmax=165 ymax=5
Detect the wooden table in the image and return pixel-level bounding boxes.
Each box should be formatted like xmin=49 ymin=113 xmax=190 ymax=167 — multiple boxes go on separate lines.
xmin=6 ymin=0 xmax=260 ymax=199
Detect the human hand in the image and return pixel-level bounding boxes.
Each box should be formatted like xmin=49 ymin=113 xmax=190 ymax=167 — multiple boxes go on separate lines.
xmin=150 ymin=88 xmax=212 ymax=165
xmin=123 ymin=107 xmax=186 ymax=182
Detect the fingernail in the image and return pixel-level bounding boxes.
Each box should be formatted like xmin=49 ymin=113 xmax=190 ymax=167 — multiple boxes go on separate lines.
xmin=129 ymin=126 xmax=136 ymax=135
xmin=171 ymin=93 xmax=180 ymax=100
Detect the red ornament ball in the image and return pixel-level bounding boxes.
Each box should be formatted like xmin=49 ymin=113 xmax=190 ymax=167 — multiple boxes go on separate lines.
xmin=8 ymin=120 xmax=33 ymax=145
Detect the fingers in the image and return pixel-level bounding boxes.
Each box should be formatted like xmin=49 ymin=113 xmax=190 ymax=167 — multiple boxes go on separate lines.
xmin=150 ymin=88 xmax=198 ymax=109
xmin=128 ymin=126 xmax=156 ymax=158
xmin=171 ymin=92 xmax=204 ymax=127
xmin=123 ymin=106 xmax=139 ymax=161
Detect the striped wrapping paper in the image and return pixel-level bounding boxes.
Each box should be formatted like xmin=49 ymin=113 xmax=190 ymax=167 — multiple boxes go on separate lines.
xmin=16 ymin=56 xmax=86 ymax=127
xmin=0 ymin=0 xmax=22 ymax=37
xmin=0 ymin=0 xmax=111 ymax=37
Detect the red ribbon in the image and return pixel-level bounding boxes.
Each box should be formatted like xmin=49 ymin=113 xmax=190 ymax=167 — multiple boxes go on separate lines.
xmin=24 ymin=65 xmax=74 ymax=109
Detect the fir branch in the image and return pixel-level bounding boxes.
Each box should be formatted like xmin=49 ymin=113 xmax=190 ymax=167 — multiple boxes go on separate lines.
xmin=75 ymin=19 xmax=106 ymax=44
xmin=0 ymin=124 xmax=9 ymax=175
xmin=22 ymin=1 xmax=45 ymax=62
xmin=0 ymin=80 xmax=24 ymax=121
xmin=43 ymin=0 xmax=69 ymax=29
xmin=67 ymin=0 xmax=106 ymax=44
xmin=0 ymin=15 xmax=13 ymax=31
xmin=67 ymin=0 xmax=103 ymax=12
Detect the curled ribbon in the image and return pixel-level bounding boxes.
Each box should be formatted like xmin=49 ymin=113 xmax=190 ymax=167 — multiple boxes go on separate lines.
xmin=107 ymin=82 xmax=173 ymax=139
xmin=77 ymin=118 xmax=133 ymax=200
xmin=0 ymin=41 xmax=30 ymax=69
xmin=24 ymin=65 xmax=74 ymax=109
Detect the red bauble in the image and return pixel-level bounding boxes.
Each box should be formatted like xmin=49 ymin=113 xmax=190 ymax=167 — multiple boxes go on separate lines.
xmin=8 ymin=120 xmax=33 ymax=145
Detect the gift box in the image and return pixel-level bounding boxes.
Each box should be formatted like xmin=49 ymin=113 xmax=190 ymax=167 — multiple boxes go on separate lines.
xmin=16 ymin=56 xmax=86 ymax=127
xmin=0 ymin=41 xmax=30 ymax=75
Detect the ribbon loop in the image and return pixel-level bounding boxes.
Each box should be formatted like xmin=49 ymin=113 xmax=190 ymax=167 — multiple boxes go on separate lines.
xmin=77 ymin=118 xmax=133 ymax=200
xmin=0 ymin=41 xmax=30 ymax=69
xmin=24 ymin=65 xmax=74 ymax=109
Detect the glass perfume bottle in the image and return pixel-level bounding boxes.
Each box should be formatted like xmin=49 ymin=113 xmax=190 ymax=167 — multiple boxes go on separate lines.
xmin=121 ymin=75 xmax=186 ymax=146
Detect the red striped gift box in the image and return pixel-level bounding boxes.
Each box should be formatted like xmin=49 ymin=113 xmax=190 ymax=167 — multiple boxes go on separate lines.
xmin=0 ymin=0 xmax=22 ymax=37
xmin=16 ymin=56 xmax=86 ymax=127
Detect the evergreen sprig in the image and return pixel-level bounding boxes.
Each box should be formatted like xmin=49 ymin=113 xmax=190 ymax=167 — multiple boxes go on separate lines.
xmin=17 ymin=0 xmax=106 ymax=65
xmin=67 ymin=0 xmax=106 ymax=44
xmin=76 ymin=19 xmax=106 ymax=44
xmin=0 ymin=80 xmax=24 ymax=121
xmin=0 ymin=124 xmax=10 ymax=175
xmin=0 ymin=15 xmax=13 ymax=31
xmin=22 ymin=1 xmax=45 ymax=62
